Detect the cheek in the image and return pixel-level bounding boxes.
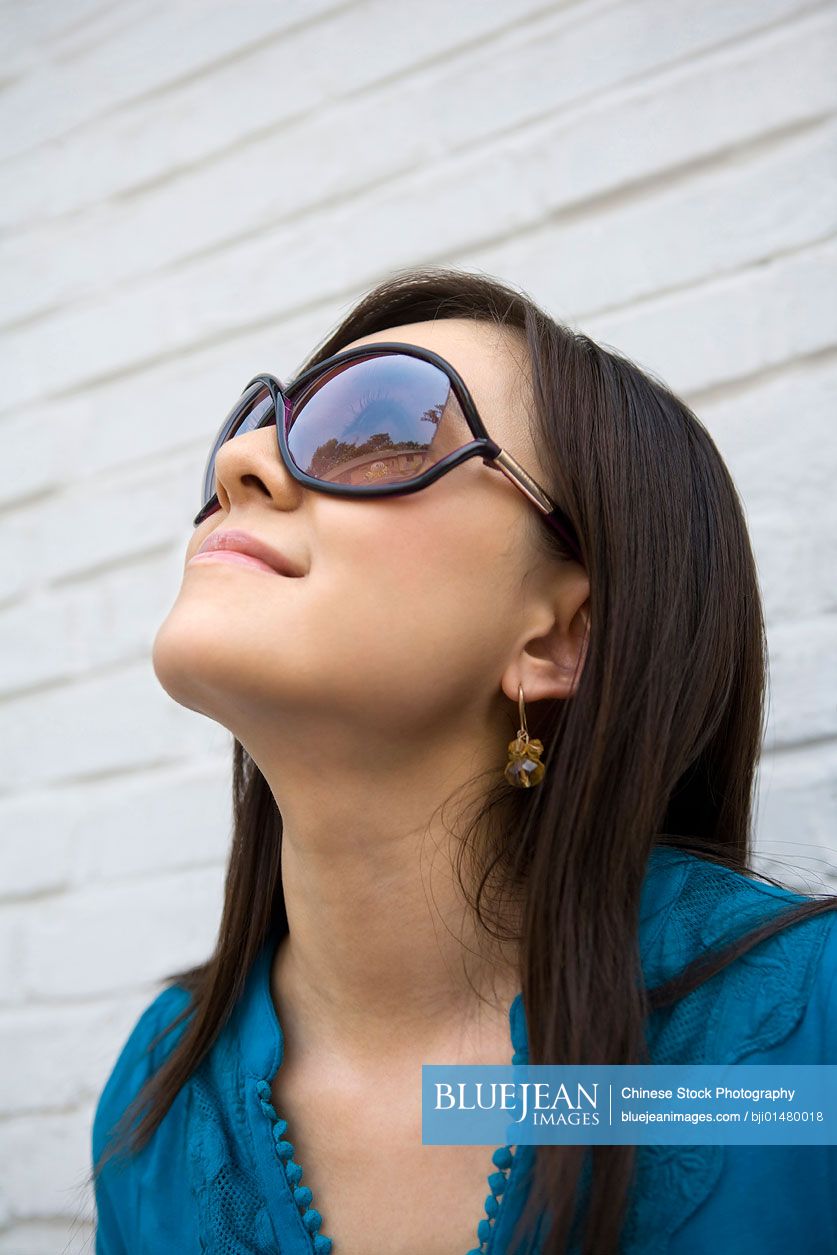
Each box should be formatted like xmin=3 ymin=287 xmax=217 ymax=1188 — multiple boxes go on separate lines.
xmin=368 ymin=480 xmax=523 ymax=602
xmin=309 ymin=493 xmax=522 ymax=706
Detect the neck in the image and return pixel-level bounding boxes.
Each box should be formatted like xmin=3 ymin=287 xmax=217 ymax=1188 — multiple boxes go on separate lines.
xmin=241 ymin=715 xmax=522 ymax=1071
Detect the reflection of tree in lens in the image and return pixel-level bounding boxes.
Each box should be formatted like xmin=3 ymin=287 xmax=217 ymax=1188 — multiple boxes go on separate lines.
xmin=309 ymin=435 xmax=426 ymax=479
xmin=308 ymin=399 xmax=447 ymax=482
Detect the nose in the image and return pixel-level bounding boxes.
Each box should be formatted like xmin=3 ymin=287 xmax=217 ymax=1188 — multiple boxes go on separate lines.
xmin=211 ymin=421 xmax=298 ymax=517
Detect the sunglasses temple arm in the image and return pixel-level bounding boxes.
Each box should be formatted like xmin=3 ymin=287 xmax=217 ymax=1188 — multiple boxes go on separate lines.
xmin=491 ymin=449 xmax=582 ymax=562
xmin=542 ymin=511 xmax=584 ymax=562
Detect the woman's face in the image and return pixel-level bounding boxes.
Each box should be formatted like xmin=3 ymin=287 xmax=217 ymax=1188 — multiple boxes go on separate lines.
xmin=153 ymin=318 xmax=568 ymax=759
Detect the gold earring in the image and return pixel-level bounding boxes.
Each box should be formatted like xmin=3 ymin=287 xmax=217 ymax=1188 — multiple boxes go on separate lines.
xmin=504 ymin=683 xmax=545 ymax=788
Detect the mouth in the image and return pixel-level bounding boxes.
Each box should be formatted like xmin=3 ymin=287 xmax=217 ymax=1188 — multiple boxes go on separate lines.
xmin=187 ymin=550 xmax=288 ymax=575
xmin=189 ymin=528 xmax=305 ymax=577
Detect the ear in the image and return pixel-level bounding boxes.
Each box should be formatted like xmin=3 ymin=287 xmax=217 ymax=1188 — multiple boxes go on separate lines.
xmin=500 ymin=567 xmax=590 ymax=705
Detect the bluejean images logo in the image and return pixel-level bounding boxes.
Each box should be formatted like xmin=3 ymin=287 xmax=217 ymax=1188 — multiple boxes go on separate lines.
xmin=422 ymin=1064 xmax=837 ymax=1146
xmin=434 ymin=1079 xmax=600 ymax=1127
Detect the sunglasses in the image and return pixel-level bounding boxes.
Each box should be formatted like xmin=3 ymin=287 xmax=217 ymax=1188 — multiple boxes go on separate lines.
xmin=193 ymin=341 xmax=583 ymax=563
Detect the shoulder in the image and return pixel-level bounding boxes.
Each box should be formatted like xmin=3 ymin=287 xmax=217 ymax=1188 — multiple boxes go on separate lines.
xmin=798 ymin=905 xmax=837 ymax=1057
xmin=662 ymin=849 xmax=834 ymax=962
xmin=93 ymin=983 xmax=193 ymax=1166
xmin=650 ymin=850 xmax=837 ymax=1062
xmin=91 ymin=984 xmax=194 ymax=1252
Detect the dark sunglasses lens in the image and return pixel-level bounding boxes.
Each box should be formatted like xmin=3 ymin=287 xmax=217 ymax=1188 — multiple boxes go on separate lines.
xmin=200 ymin=382 xmax=276 ymax=511
xmin=286 ymin=354 xmax=473 ymax=487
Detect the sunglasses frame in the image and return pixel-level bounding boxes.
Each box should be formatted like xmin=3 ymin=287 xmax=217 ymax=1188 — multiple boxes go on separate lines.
xmin=193 ymin=341 xmax=583 ymax=563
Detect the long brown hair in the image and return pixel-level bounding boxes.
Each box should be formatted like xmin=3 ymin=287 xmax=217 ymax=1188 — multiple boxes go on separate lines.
xmin=90 ymin=267 xmax=837 ymax=1252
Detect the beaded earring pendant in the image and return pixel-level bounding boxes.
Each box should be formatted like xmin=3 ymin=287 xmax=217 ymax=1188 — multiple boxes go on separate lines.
xmin=503 ymin=683 xmax=546 ymax=788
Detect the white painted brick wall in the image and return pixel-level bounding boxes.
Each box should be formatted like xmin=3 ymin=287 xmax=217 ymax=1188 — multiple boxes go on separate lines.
xmin=1 ymin=1 xmax=835 ymax=1248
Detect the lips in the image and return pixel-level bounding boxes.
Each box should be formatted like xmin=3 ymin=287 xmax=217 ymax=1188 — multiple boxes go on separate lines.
xmin=194 ymin=529 xmax=304 ymax=577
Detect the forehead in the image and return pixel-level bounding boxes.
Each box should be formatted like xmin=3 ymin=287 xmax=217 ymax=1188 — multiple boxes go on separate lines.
xmin=339 ymin=318 xmax=538 ymax=467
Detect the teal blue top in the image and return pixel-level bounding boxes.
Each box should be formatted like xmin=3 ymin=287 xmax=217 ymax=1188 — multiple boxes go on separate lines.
xmin=92 ymin=847 xmax=837 ymax=1253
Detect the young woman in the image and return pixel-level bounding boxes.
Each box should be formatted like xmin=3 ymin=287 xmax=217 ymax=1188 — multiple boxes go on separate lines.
xmin=90 ymin=267 xmax=837 ymax=1254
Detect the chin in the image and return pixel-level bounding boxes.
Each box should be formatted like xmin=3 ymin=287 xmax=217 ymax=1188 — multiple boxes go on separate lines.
xmin=151 ymin=603 xmax=282 ymax=726
xmin=151 ymin=607 xmax=218 ymax=714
